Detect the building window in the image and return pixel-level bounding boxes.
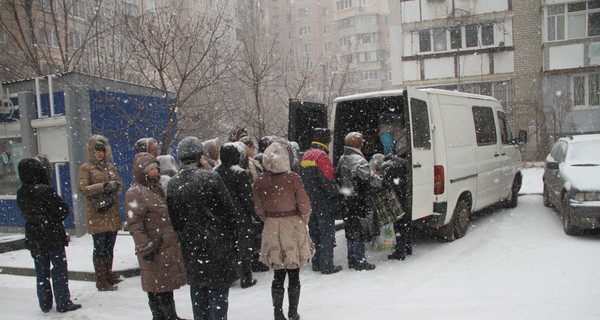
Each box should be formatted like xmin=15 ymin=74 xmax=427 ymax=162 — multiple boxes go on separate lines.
xmin=324 ymin=42 xmax=332 ymax=52
xmin=465 ymin=25 xmax=479 ymax=47
xmin=324 ymin=25 xmax=330 ymax=35
xmin=299 ymin=26 xmax=311 ymax=36
xmin=70 ymin=32 xmax=82 ymax=49
xmin=359 ymin=0 xmax=373 ymax=7
xmin=298 ymin=7 xmax=310 ymax=17
xmin=39 ymin=27 xmax=59 ymax=47
xmin=433 ymin=28 xmax=447 ymax=52
xmin=419 ymin=30 xmax=431 ymax=52
xmin=322 ymin=7 xmax=330 ymax=16
xmin=357 ymin=51 xmax=383 ymax=63
xmin=545 ymin=1 xmax=600 ymax=41
xmin=37 ymin=0 xmax=52 ymax=11
xmin=450 ymin=27 xmax=462 ymax=49
xmin=340 ymin=35 xmax=352 ymax=47
xmin=573 ymin=73 xmax=600 ymax=109
xmin=336 ymin=0 xmax=352 ymax=11
xmin=356 ymin=14 xmax=377 ymax=26
xmin=358 ymin=32 xmax=376 ymax=44
xmin=288 ymin=31 xmax=294 ymax=39
xmin=481 ymin=24 xmax=494 ymax=46
xmin=300 ymin=43 xmax=312 ymax=55
xmin=71 ymin=1 xmax=86 ymax=18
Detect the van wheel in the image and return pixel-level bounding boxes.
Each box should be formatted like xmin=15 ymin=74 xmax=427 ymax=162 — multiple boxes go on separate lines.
xmin=505 ymin=177 xmax=521 ymax=208
xmin=562 ymin=195 xmax=577 ymax=235
xmin=442 ymin=199 xmax=470 ymax=242
xmin=542 ymin=184 xmax=552 ymax=208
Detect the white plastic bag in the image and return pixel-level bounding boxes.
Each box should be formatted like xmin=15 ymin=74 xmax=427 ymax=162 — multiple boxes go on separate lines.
xmin=373 ymin=223 xmax=396 ymax=250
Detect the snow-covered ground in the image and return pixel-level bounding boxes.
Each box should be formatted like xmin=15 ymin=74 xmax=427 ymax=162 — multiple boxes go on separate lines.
xmin=1 ymin=167 xmax=599 ymax=320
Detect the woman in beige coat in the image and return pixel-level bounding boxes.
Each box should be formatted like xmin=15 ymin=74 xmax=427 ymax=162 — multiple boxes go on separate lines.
xmin=252 ymin=141 xmax=314 ymax=320
xmin=78 ymin=135 xmax=123 ymax=291
xmin=125 ymin=152 xmax=187 ymax=320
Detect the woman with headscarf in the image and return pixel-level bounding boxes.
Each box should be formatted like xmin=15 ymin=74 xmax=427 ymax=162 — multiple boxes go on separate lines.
xmin=252 ymin=140 xmax=315 ymax=320
xmin=126 ymin=152 xmax=188 ymax=319
xmin=77 ymin=135 xmax=123 ymax=291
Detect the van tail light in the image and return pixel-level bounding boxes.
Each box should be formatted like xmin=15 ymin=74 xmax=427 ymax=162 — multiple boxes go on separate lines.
xmin=434 ymin=165 xmax=444 ymax=195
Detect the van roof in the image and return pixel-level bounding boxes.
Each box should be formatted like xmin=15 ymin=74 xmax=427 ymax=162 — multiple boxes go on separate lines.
xmin=333 ymin=87 xmax=500 ymax=103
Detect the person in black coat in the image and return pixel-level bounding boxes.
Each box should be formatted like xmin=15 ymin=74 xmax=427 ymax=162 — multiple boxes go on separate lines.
xmin=215 ymin=142 xmax=259 ymax=288
xmin=336 ymin=132 xmax=382 ymax=271
xmin=380 ymin=154 xmax=412 ymax=260
xmin=167 ymin=136 xmax=240 ymax=320
xmin=16 ymin=157 xmax=81 ymax=314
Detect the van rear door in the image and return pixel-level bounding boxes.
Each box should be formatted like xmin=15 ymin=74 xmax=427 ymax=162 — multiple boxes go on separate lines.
xmin=405 ymin=88 xmax=435 ymax=220
xmin=288 ymin=99 xmax=328 ymax=152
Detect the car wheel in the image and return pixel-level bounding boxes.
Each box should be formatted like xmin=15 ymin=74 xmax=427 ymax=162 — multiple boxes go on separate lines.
xmin=442 ymin=199 xmax=470 ymax=242
xmin=562 ymin=195 xmax=577 ymax=235
xmin=505 ymin=176 xmax=521 ymax=208
xmin=543 ymin=184 xmax=552 ymax=208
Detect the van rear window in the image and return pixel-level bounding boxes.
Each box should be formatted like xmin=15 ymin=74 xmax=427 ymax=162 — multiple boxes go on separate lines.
xmin=410 ymin=98 xmax=431 ymax=150
xmin=472 ymin=106 xmax=497 ymax=146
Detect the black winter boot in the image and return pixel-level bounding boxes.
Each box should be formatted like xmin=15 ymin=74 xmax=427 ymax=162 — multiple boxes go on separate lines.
xmin=157 ymin=292 xmax=188 ymax=320
xmin=148 ymin=292 xmax=165 ymax=320
xmin=272 ymin=286 xmax=287 ymax=320
xmin=288 ymin=286 xmax=301 ymax=320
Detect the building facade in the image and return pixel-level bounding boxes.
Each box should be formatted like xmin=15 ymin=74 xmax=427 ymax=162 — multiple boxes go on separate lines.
xmin=541 ymin=0 xmax=600 ymax=139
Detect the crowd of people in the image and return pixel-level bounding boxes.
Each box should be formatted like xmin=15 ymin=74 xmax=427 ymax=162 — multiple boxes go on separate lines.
xmin=16 ymin=124 xmax=412 ymax=320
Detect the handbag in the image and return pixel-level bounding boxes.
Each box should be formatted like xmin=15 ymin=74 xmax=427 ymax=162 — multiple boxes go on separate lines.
xmin=91 ymin=192 xmax=115 ymax=213
xmin=371 ymin=188 xmax=405 ymax=227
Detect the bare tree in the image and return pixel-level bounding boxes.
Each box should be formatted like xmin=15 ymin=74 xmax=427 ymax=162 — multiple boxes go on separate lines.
xmin=122 ymin=1 xmax=236 ymax=152
xmin=0 ymin=0 xmax=105 ymax=81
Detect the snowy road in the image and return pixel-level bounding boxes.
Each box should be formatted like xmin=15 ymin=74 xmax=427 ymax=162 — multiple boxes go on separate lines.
xmin=1 ymin=168 xmax=599 ymax=319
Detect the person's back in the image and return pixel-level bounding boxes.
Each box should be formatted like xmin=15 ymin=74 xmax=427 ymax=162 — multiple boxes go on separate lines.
xmin=17 ymin=158 xmax=69 ymax=253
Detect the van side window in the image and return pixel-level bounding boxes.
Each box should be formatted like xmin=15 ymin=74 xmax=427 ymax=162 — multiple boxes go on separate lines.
xmin=497 ymin=111 xmax=513 ymax=145
xmin=410 ymin=98 xmax=431 ymax=150
xmin=472 ymin=106 xmax=497 ymax=146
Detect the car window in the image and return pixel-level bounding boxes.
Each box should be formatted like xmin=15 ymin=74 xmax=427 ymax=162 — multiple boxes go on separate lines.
xmin=497 ymin=111 xmax=513 ymax=145
xmin=410 ymin=98 xmax=431 ymax=150
xmin=548 ymin=141 xmax=561 ymax=161
xmin=472 ymin=106 xmax=497 ymax=146
xmin=555 ymin=141 xmax=567 ymax=164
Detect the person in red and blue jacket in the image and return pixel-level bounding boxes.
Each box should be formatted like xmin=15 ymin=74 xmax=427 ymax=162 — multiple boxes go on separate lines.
xmin=299 ymin=128 xmax=343 ymax=275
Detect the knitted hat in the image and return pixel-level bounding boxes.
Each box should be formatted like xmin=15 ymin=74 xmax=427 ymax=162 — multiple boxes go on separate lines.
xmin=312 ymin=128 xmax=331 ymax=144
xmin=177 ymin=137 xmax=203 ymax=162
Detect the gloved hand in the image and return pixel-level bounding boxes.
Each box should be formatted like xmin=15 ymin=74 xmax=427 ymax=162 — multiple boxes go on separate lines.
xmin=103 ymin=181 xmax=120 ymax=194
xmin=140 ymin=241 xmax=157 ymax=261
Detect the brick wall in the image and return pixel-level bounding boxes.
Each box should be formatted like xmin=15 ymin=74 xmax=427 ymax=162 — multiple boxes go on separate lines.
xmin=512 ymin=0 xmax=546 ymax=160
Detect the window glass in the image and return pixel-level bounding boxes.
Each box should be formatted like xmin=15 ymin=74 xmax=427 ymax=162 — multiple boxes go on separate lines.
xmin=433 ymin=29 xmax=447 ymax=51
xmin=410 ymin=99 xmax=431 ymax=150
xmin=472 ymin=106 xmax=497 ymax=146
xmin=589 ymin=73 xmax=600 ymax=106
xmin=481 ymin=24 xmax=494 ymax=46
xmin=0 ymin=138 xmax=22 ymax=197
xmin=573 ymin=75 xmax=585 ymax=106
xmin=450 ymin=27 xmax=461 ymax=49
xmin=589 ymin=12 xmax=600 ymax=36
xmin=556 ymin=142 xmax=567 ymax=163
xmin=567 ymin=2 xmax=586 ymax=12
xmin=466 ymin=25 xmax=478 ymax=47
xmin=419 ymin=30 xmax=431 ymax=52
xmin=568 ymin=13 xmax=586 ymax=38
xmin=497 ymin=111 xmax=513 ymax=145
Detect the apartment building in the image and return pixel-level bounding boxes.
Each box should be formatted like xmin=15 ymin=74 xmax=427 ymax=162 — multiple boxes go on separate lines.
xmin=541 ymin=0 xmax=600 ymax=137
xmin=389 ymin=0 xmax=548 ymax=159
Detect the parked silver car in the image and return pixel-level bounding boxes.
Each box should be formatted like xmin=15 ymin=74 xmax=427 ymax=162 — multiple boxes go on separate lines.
xmin=543 ymin=134 xmax=600 ymax=235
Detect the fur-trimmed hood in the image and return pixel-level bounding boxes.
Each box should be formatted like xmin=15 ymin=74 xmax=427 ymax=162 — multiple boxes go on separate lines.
xmin=263 ymin=141 xmax=291 ymax=173
xmin=86 ymin=134 xmax=113 ymax=164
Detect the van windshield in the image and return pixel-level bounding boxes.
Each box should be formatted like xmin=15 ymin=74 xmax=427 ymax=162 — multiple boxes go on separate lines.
xmin=333 ymin=95 xmax=405 ymax=165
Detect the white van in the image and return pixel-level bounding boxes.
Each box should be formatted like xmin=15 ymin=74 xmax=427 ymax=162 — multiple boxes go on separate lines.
xmin=289 ymin=87 xmax=527 ymax=241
